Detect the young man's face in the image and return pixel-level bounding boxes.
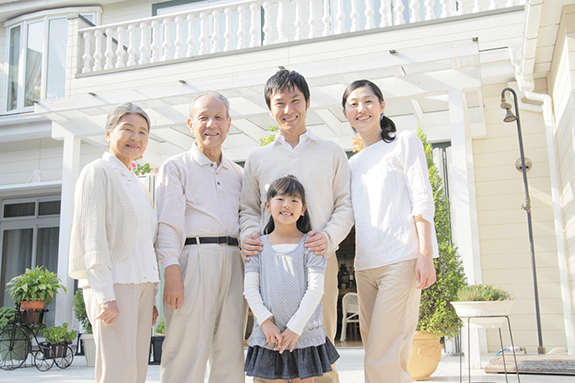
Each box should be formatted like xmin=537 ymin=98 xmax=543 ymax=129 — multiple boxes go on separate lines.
xmin=268 ymin=86 xmax=310 ymax=137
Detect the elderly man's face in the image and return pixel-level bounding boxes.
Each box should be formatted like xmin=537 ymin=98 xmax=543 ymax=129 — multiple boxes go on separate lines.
xmin=188 ymin=95 xmax=231 ymax=153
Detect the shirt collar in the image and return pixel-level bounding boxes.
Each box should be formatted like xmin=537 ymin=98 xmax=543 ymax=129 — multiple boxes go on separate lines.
xmin=272 ymin=129 xmax=317 ymax=147
xmin=190 ymin=142 xmax=229 ymax=169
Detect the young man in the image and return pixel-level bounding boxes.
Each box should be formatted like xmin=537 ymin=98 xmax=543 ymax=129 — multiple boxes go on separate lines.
xmin=240 ymin=70 xmax=354 ymax=383
xmin=156 ymin=92 xmax=245 ymax=383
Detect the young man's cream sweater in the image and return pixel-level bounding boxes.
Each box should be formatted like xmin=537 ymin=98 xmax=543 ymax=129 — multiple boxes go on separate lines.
xmin=240 ymin=137 xmax=353 ymax=256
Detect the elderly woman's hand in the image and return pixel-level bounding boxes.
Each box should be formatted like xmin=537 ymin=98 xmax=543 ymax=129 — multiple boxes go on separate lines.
xmin=96 ymin=300 xmax=120 ymax=326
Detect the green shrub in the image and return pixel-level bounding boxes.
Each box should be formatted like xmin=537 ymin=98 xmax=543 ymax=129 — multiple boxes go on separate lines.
xmin=43 ymin=322 xmax=76 ymax=344
xmin=72 ymin=289 xmax=92 ymax=334
xmin=7 ymin=266 xmax=66 ymax=305
xmin=155 ymin=316 xmax=165 ymax=335
xmin=457 ymin=284 xmax=513 ymax=302
xmin=0 ymin=307 xmax=17 ymax=330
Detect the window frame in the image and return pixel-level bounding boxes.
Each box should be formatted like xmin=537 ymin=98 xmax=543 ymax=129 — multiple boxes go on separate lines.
xmin=3 ymin=7 xmax=102 ymax=114
xmin=1 ymin=195 xmax=61 ymax=222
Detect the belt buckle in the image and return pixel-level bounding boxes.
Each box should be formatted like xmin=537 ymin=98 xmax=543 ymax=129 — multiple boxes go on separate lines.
xmin=216 ymin=236 xmax=227 ymax=245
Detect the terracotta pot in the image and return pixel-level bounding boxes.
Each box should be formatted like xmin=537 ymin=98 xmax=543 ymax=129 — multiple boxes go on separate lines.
xmin=408 ymin=331 xmax=442 ymax=381
xmin=20 ymin=301 xmax=44 ymax=310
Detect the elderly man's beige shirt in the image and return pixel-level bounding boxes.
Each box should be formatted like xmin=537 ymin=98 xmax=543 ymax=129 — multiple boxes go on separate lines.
xmin=155 ymin=142 xmax=243 ymax=268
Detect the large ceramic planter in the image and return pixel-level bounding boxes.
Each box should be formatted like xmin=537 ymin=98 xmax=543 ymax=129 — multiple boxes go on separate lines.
xmin=81 ymin=334 xmax=96 ymax=367
xmin=408 ymin=331 xmax=442 ymax=381
xmin=451 ymin=301 xmax=514 ymax=328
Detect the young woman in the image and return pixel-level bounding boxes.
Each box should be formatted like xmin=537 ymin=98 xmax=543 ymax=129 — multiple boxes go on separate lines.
xmin=244 ymin=175 xmax=339 ymax=382
xmin=342 ymin=80 xmax=438 ymax=383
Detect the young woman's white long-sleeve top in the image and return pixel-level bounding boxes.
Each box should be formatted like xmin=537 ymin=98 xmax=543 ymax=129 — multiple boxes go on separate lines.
xmin=349 ymin=131 xmax=439 ymax=271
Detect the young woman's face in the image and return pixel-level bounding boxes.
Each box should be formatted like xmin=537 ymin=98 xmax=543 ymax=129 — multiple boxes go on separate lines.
xmin=343 ymin=86 xmax=385 ymax=137
xmin=265 ymin=193 xmax=307 ymax=228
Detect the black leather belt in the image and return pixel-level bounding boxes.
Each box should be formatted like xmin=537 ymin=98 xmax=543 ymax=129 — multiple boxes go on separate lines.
xmin=185 ymin=236 xmax=239 ymax=247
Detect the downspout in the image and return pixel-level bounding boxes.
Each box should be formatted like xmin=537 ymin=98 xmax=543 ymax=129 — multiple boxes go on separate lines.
xmin=523 ymin=90 xmax=575 ymax=355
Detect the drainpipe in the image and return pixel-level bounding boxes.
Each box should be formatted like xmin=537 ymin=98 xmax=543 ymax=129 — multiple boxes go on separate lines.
xmin=523 ymin=90 xmax=575 ymax=355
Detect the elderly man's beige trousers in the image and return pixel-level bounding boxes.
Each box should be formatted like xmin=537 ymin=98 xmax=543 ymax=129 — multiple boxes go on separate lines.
xmin=356 ymin=259 xmax=421 ymax=383
xmin=160 ymin=244 xmax=246 ymax=383
xmin=85 ymin=283 xmax=155 ymax=383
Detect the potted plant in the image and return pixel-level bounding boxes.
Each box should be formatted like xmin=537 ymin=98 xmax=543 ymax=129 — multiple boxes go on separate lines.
xmin=73 ymin=289 xmax=96 ymax=367
xmin=7 ymin=266 xmax=66 ymax=313
xmin=42 ymin=322 xmax=76 ymax=358
xmin=150 ymin=316 xmax=165 ymax=365
xmin=407 ymin=128 xmax=467 ymax=381
xmin=451 ymin=284 xmax=514 ymax=328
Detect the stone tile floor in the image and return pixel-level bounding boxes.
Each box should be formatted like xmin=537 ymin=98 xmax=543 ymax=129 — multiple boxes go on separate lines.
xmin=1 ymin=349 xmax=573 ymax=382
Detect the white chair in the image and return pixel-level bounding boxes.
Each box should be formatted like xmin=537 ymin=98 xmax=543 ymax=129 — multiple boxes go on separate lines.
xmin=340 ymin=292 xmax=359 ymax=341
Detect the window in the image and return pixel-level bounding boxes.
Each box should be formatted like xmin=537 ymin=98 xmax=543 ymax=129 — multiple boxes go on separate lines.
xmin=4 ymin=8 xmax=99 ymax=113
xmin=0 ymin=196 xmax=61 ymax=327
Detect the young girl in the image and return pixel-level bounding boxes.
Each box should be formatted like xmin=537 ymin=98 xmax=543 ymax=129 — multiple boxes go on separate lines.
xmin=244 ymin=175 xmax=340 ymax=383
xmin=342 ymin=80 xmax=438 ymax=383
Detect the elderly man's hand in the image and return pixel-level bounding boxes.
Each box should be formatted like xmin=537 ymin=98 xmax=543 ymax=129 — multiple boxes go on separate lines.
xmin=304 ymin=230 xmax=328 ymax=255
xmin=241 ymin=232 xmax=263 ymax=261
xmin=95 ymin=300 xmax=120 ymax=326
xmin=164 ymin=265 xmax=185 ymax=310
xmin=152 ymin=306 xmax=159 ymax=326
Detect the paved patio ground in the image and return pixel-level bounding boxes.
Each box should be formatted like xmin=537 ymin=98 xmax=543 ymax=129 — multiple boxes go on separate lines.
xmin=1 ymin=349 xmax=573 ymax=382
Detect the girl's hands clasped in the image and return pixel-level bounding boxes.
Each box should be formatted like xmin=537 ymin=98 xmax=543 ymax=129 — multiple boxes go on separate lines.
xmin=261 ymin=318 xmax=282 ymax=349
xmin=279 ymin=328 xmax=300 ymax=354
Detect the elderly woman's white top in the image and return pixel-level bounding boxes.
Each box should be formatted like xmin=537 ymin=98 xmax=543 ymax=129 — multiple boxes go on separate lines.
xmin=349 ymin=130 xmax=438 ymax=272
xmin=81 ymin=152 xmax=159 ymax=303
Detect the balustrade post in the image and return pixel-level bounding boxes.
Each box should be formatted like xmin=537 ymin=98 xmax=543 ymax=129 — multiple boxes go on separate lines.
xmin=223 ymin=8 xmax=233 ymax=51
xmin=294 ymin=0 xmax=303 ymax=41
xmin=308 ymin=0 xmax=318 ymax=38
xmin=380 ymin=0 xmax=391 ymax=27
xmin=335 ymin=0 xmax=345 ymax=34
xmin=322 ymin=0 xmax=332 ymax=36
xmin=199 ymin=12 xmax=208 ymax=54
xmin=440 ymin=0 xmax=450 ymax=17
xmin=93 ymin=29 xmax=103 ymax=71
xmin=174 ymin=16 xmax=184 ymax=59
xmin=276 ymin=0 xmax=289 ymax=43
xmin=424 ymin=0 xmax=436 ymax=20
xmin=212 ymin=10 xmax=221 ymax=53
xmin=104 ymin=28 xmax=114 ymax=70
xmin=409 ymin=0 xmax=421 ymax=22
xmin=394 ymin=0 xmax=406 ymax=25
xmin=262 ymin=1 xmax=273 ymax=45
xmin=489 ymin=0 xmax=498 ymax=10
xmin=350 ymin=0 xmax=360 ymax=32
xmin=150 ymin=20 xmax=160 ymax=63
xmin=127 ymin=24 xmax=136 ymax=66
xmin=187 ymin=14 xmax=195 ymax=57
xmin=82 ymin=32 xmax=92 ymax=73
xmin=139 ymin=22 xmax=149 ymax=64
xmin=473 ymin=0 xmax=481 ymax=13
xmin=237 ymin=5 xmax=247 ymax=49
xmin=115 ymin=26 xmax=126 ymax=68
xmin=365 ymin=0 xmax=375 ymax=30
xmin=250 ymin=3 xmax=259 ymax=47
xmin=162 ymin=18 xmax=172 ymax=61
xmin=456 ymin=0 xmax=465 ymax=15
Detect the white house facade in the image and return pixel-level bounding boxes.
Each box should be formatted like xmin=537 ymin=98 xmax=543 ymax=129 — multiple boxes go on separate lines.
xmin=0 ymin=0 xmax=574 ymax=357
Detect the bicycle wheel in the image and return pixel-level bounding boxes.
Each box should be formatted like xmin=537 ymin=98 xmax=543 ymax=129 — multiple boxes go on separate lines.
xmin=0 ymin=326 xmax=29 ymax=371
xmin=33 ymin=344 xmax=54 ymax=372
xmin=54 ymin=345 xmax=73 ymax=369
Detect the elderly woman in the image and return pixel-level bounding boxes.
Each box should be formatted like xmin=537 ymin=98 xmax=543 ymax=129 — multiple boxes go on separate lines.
xmin=69 ymin=103 xmax=160 ymax=383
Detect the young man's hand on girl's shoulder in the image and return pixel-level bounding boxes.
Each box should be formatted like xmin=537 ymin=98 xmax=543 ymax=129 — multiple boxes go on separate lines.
xmin=304 ymin=230 xmax=328 ymax=255
xmin=279 ymin=328 xmax=300 ymax=354
xmin=261 ymin=318 xmax=282 ymax=349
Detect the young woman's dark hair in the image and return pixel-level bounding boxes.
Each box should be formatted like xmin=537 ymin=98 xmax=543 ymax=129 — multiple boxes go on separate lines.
xmin=264 ymin=69 xmax=311 ymax=109
xmin=263 ymin=175 xmax=312 ymax=235
xmin=341 ymin=79 xmax=396 ymax=143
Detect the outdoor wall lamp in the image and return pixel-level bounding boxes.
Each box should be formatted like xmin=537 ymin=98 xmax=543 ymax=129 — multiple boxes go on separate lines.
xmin=500 ymin=87 xmax=546 ymax=354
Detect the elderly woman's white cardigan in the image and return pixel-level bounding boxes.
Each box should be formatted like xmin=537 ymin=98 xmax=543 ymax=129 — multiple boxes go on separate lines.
xmin=68 ymin=158 xmax=137 ymax=280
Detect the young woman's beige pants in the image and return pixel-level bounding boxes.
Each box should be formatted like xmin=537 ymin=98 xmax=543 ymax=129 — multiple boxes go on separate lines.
xmin=84 ymin=282 xmax=156 ymax=383
xmin=356 ymin=259 xmax=421 ymax=383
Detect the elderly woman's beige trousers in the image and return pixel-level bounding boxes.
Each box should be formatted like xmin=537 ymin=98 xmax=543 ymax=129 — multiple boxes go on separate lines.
xmin=85 ymin=283 xmax=156 ymax=383
xmin=356 ymin=259 xmax=421 ymax=383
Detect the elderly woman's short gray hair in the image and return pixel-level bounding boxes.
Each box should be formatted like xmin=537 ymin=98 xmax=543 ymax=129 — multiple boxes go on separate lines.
xmin=105 ymin=102 xmax=151 ymax=132
xmin=189 ymin=91 xmax=230 ymax=118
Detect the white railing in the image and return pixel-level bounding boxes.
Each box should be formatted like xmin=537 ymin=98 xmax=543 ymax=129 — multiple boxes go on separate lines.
xmin=78 ymin=0 xmax=522 ymax=74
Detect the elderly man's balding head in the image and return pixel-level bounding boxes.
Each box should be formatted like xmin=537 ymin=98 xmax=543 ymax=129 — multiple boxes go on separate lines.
xmin=189 ymin=91 xmax=230 ymax=118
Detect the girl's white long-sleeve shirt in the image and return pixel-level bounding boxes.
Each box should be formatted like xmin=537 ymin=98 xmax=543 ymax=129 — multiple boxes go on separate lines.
xmin=349 ymin=131 xmax=439 ymax=271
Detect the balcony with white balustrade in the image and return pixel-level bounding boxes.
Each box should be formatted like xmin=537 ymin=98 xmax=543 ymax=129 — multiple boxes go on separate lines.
xmin=37 ymin=0 xmax=526 ymax=163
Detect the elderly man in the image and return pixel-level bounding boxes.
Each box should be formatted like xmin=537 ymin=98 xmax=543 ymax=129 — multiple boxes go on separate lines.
xmin=156 ymin=92 xmax=245 ymax=383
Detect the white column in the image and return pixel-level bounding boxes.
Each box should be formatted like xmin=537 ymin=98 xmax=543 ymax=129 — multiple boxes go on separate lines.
xmin=54 ymin=132 xmax=81 ymax=326
xmin=448 ymin=89 xmax=486 ymax=368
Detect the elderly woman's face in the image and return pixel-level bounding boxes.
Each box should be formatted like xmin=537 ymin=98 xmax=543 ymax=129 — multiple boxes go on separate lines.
xmin=105 ymin=113 xmax=149 ymax=168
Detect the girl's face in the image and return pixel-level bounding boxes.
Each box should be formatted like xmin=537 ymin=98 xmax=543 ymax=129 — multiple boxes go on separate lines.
xmin=343 ymin=86 xmax=385 ymax=138
xmin=265 ymin=193 xmax=306 ymax=228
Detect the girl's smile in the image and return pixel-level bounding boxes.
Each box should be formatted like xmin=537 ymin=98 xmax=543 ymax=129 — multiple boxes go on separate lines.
xmin=265 ymin=194 xmax=306 ymax=227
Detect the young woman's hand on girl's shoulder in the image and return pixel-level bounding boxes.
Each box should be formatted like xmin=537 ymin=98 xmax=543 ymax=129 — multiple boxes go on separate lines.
xmin=279 ymin=328 xmax=300 ymax=354
xmin=261 ymin=318 xmax=282 ymax=349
